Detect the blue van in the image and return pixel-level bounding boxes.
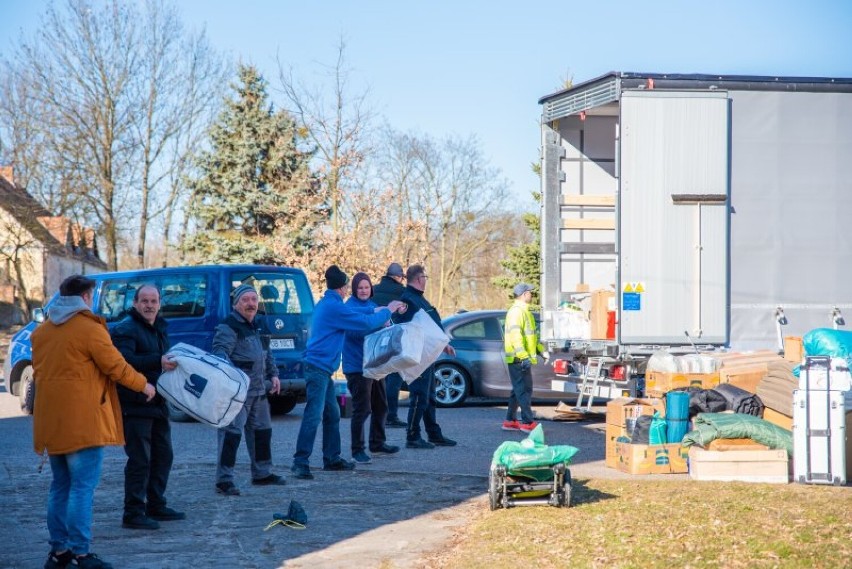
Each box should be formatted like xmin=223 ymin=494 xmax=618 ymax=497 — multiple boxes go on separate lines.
xmin=2 ymin=264 xmax=314 ymax=419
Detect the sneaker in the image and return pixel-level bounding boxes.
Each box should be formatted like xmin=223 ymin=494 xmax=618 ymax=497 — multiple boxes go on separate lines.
xmin=44 ymin=550 xmax=74 ymax=569
xmin=251 ymin=473 xmax=287 ymax=486
xmin=502 ymin=420 xmax=521 ymax=431
xmin=386 ymin=418 xmax=407 ymax=428
xmin=146 ymin=506 xmax=186 ymax=521
xmin=406 ymin=438 xmax=435 ymax=449
xmin=215 ymin=481 xmax=241 ymax=496
xmin=370 ymin=443 xmax=400 ymax=454
xmin=121 ymin=513 xmax=160 ymax=530
xmin=352 ymin=451 xmax=372 ymax=464
xmin=71 ymin=553 xmax=113 ymax=569
xmin=290 ymin=464 xmax=314 ymax=480
xmin=428 ymin=436 xmax=457 ymax=447
xmin=519 ymin=421 xmax=539 ymax=432
xmin=323 ymin=458 xmax=356 ymax=471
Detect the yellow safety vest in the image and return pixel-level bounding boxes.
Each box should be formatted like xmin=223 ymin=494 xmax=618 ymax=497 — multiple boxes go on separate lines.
xmin=504 ymin=300 xmax=544 ymax=364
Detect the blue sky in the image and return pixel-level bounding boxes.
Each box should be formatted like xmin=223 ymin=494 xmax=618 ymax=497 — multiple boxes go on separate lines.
xmin=2 ymin=0 xmax=851 ymax=207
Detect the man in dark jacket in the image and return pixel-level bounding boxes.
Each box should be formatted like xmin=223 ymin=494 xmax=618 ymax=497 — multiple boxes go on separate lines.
xmin=371 ymin=262 xmax=407 ymax=427
xmin=111 ymin=284 xmax=184 ymax=530
xmin=394 ymin=264 xmax=457 ymax=449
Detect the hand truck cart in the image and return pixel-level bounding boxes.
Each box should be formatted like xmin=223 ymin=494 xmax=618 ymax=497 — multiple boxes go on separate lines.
xmin=488 ymin=461 xmax=572 ymax=510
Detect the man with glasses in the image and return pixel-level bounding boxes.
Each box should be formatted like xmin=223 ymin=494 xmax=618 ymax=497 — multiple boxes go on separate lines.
xmin=394 ymin=265 xmax=457 ymax=449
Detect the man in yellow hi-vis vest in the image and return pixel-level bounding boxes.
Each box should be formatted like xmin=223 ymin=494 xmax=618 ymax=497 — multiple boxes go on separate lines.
xmin=502 ymin=283 xmax=546 ymax=432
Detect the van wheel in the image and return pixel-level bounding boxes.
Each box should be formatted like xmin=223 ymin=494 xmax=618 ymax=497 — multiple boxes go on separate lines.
xmin=167 ymin=401 xmax=194 ymax=422
xmin=16 ymin=363 xmax=34 ymax=413
xmin=270 ymin=394 xmax=298 ymax=415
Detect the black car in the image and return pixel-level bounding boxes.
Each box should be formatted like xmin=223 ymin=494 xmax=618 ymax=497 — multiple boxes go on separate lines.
xmin=432 ymin=310 xmax=563 ymax=407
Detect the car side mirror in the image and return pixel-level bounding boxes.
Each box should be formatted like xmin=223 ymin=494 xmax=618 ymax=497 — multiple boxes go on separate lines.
xmin=32 ymin=308 xmax=45 ymax=323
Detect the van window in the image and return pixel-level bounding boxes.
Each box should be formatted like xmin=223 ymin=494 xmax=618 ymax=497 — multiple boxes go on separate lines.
xmin=230 ymin=272 xmax=312 ymax=316
xmin=98 ymin=274 xmax=208 ymax=323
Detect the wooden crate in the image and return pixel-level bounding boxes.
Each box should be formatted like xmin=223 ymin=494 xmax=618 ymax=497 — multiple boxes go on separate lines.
xmin=763 ymin=407 xmax=793 ymax=431
xmin=645 ymin=371 xmax=720 ymax=397
xmin=590 ymin=289 xmax=614 ymax=340
xmin=784 ymin=336 xmax=803 ymax=363
xmin=688 ymin=447 xmax=790 ymax=483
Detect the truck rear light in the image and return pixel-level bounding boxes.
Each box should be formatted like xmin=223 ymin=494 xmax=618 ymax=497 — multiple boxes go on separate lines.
xmin=553 ymin=359 xmax=569 ymax=375
xmin=610 ymin=364 xmax=626 ymax=380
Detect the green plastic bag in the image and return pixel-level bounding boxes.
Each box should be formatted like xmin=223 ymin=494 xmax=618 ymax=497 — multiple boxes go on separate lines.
xmin=649 ymin=411 xmax=667 ymax=445
xmin=491 ymin=424 xmax=579 ymax=473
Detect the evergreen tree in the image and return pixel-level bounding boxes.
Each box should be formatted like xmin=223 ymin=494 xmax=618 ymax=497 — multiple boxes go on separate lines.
xmin=183 ymin=65 xmax=324 ymax=264
xmin=493 ymin=200 xmax=541 ymax=308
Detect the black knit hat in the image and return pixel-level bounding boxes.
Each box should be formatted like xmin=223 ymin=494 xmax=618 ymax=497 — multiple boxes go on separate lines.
xmin=351 ymin=272 xmax=373 ymax=298
xmin=325 ymin=265 xmax=349 ymax=290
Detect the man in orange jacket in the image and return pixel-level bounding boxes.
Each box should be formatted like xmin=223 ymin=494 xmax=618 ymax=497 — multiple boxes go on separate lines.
xmin=33 ymin=275 xmax=155 ymax=569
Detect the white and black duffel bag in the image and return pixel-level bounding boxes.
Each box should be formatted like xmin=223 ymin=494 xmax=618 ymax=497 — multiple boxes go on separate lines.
xmin=157 ymin=342 xmax=249 ymax=428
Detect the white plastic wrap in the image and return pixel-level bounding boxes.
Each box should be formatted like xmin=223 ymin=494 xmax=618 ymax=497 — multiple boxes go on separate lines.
xmin=647 ymin=350 xmax=678 ymax=373
xmin=400 ymin=310 xmax=450 ymax=384
xmin=550 ymin=309 xmax=591 ymax=339
xmin=362 ymin=324 xmax=424 ymax=380
xmin=157 ymin=342 xmax=249 ymax=428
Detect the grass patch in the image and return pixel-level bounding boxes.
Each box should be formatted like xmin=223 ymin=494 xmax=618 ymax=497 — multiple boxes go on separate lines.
xmin=431 ymin=479 xmax=852 ymax=569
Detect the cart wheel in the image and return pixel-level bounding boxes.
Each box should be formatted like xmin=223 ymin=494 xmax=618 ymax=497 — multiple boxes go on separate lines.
xmin=561 ymin=469 xmax=573 ymax=508
xmin=488 ymin=467 xmax=501 ymax=511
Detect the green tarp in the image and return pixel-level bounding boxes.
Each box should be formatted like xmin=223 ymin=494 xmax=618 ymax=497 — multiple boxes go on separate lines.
xmin=682 ymin=412 xmax=793 ymax=455
xmin=491 ymin=424 xmax=579 ymax=477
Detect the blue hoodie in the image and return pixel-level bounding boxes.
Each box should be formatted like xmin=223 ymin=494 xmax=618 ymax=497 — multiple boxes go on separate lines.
xmin=304 ymin=289 xmax=391 ymax=374
xmin=342 ymin=296 xmax=378 ymax=374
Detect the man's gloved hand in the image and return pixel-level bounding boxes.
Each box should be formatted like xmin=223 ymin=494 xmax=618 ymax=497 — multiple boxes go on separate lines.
xmin=520 ymin=359 xmax=532 ymax=372
xmin=540 ymin=351 xmax=550 ymax=364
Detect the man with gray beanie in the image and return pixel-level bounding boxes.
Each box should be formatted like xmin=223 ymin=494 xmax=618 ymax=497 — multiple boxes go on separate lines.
xmin=371 ymin=262 xmax=407 ymax=428
xmin=502 ymin=283 xmax=546 ymax=432
xmin=212 ymin=284 xmax=285 ymax=496
xmin=291 ymin=265 xmax=406 ymax=480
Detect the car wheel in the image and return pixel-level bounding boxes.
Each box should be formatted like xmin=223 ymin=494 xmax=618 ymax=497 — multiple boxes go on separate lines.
xmin=16 ymin=363 xmax=34 ymax=413
xmin=433 ymin=363 xmax=469 ymax=407
xmin=166 ymin=401 xmax=194 ymax=423
xmin=269 ymin=394 xmax=298 ymax=415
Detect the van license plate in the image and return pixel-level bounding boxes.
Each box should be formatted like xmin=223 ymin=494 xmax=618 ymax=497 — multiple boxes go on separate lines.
xmin=270 ymin=339 xmax=294 ymax=350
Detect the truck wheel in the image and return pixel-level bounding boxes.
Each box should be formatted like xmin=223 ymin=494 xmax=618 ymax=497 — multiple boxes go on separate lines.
xmin=166 ymin=401 xmax=194 ymax=423
xmin=15 ymin=363 xmax=35 ymax=413
xmin=433 ymin=363 xmax=469 ymax=407
xmin=269 ymin=394 xmax=298 ymax=415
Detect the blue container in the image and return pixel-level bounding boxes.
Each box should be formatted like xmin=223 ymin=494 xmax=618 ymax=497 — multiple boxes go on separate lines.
xmin=666 ymin=391 xmax=690 ymax=443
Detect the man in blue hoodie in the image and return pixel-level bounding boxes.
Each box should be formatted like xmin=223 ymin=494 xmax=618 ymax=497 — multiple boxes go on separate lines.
xmin=291 ymin=265 xmax=406 ymax=480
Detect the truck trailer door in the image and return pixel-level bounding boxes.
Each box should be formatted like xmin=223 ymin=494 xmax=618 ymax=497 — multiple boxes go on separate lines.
xmin=619 ymin=90 xmax=730 ymax=345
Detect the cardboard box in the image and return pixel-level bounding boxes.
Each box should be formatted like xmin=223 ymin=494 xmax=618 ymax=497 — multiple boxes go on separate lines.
xmin=606 ymin=397 xmax=666 ymax=427
xmin=605 ymin=423 xmax=627 ymax=469
xmin=721 ymin=368 xmax=767 ymax=394
xmin=615 ymin=442 xmax=689 ymax=474
xmin=763 ymin=407 xmax=793 ymax=431
xmin=645 ymin=371 xmax=720 ymax=397
xmin=590 ymin=290 xmax=614 ymax=340
xmin=784 ymin=336 xmax=803 ymax=363
xmin=688 ymin=447 xmax=790 ymax=483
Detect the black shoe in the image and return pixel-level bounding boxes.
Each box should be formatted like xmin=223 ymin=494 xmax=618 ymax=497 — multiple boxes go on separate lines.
xmin=323 ymin=458 xmax=356 ymax=471
xmin=71 ymin=553 xmax=113 ymax=569
xmin=290 ymin=464 xmax=314 ymax=480
xmin=406 ymin=438 xmax=435 ymax=449
xmin=146 ymin=506 xmax=186 ymax=521
xmin=121 ymin=513 xmax=160 ymax=530
xmin=252 ymin=473 xmax=287 ymax=486
xmin=370 ymin=443 xmax=400 ymax=454
xmin=429 ymin=436 xmax=457 ymax=447
xmin=215 ymin=481 xmax=241 ymax=496
xmin=45 ymin=550 xmax=74 ymax=569
xmin=386 ymin=418 xmax=407 ymax=428
xmin=352 ymin=451 xmax=372 ymax=464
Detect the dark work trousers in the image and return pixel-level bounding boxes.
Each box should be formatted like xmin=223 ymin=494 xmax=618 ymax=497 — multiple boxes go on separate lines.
xmin=507 ymin=360 xmax=535 ymax=424
xmin=406 ymin=366 xmax=443 ymax=442
xmin=123 ymin=414 xmax=174 ymax=517
xmin=345 ymin=373 xmax=388 ymax=454
xmin=385 ymin=372 xmax=404 ymax=421
xmin=217 ymin=394 xmax=274 ymax=484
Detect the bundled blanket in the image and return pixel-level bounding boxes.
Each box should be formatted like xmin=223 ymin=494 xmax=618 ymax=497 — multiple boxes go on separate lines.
xmin=713 ymin=383 xmax=764 ymax=416
xmin=682 ymin=413 xmax=793 ymax=455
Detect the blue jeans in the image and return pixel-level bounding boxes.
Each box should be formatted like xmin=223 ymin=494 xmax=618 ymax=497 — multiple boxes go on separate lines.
xmin=47 ymin=446 xmax=104 ymax=555
xmin=507 ymin=360 xmax=535 ymax=424
xmin=385 ymin=372 xmax=403 ymax=421
xmin=293 ymin=364 xmax=342 ymax=468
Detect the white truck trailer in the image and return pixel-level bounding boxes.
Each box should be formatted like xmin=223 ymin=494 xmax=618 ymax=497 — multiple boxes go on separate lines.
xmin=538 ymin=72 xmax=852 ymax=404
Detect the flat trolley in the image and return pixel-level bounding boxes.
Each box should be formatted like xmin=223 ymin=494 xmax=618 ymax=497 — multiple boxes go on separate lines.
xmin=488 ymin=462 xmax=572 ymax=510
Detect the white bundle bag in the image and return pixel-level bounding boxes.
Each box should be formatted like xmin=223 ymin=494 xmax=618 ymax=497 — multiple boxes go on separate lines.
xmin=399 ymin=310 xmax=450 ymax=384
xmin=363 ymin=324 xmax=424 ymax=380
xmin=157 ymin=342 xmax=249 ymax=428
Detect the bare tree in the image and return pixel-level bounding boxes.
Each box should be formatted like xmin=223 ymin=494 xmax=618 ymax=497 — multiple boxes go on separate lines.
xmin=278 ymin=39 xmax=374 ymax=235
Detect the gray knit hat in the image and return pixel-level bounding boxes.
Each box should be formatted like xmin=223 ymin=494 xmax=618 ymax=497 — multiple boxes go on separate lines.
xmin=231 ymin=284 xmax=256 ymax=306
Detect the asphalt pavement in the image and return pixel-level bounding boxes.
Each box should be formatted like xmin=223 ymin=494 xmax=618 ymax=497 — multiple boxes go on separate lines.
xmin=0 ymin=390 xmax=682 ymax=569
